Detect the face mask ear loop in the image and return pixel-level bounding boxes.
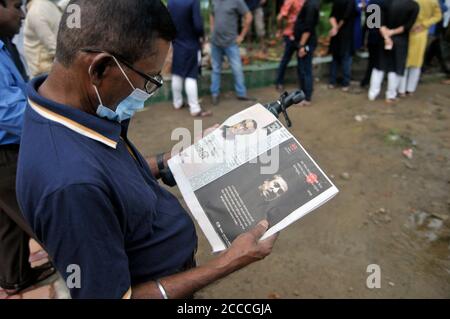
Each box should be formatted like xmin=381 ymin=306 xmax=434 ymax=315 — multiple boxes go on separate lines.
xmin=88 ymin=64 xmax=105 ymax=106
xmin=111 ymin=56 xmax=136 ymax=90
xmin=92 ymin=85 xmax=104 ymax=106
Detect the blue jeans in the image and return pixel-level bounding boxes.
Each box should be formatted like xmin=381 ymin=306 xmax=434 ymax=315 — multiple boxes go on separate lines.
xmin=275 ymin=36 xmax=297 ymax=86
xmin=210 ymin=43 xmax=247 ymax=97
xmin=297 ymin=46 xmax=315 ymax=101
xmin=329 ymin=52 xmax=352 ymax=87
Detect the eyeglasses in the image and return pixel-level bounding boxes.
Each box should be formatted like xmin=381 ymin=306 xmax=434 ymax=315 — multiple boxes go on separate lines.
xmin=81 ymin=48 xmax=163 ymax=95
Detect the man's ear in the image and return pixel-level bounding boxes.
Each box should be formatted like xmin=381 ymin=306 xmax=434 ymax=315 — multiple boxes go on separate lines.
xmin=88 ymin=53 xmax=115 ymax=86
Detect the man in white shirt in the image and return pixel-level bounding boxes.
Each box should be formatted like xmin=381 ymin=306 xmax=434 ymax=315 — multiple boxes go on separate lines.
xmin=23 ymin=0 xmax=68 ymax=77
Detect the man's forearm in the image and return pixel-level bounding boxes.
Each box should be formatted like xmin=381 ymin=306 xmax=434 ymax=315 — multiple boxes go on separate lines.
xmin=209 ymin=15 xmax=215 ymax=34
xmin=300 ymin=32 xmax=311 ymax=47
xmin=382 ymin=25 xmax=404 ymax=38
xmin=131 ymin=218 xmax=277 ymax=299
xmin=131 ymin=223 xmax=274 ymax=299
xmin=276 ymin=13 xmax=284 ymax=30
xmin=131 ymin=252 xmax=237 ymax=299
xmin=240 ymin=12 xmax=253 ymax=39
xmin=329 ymin=17 xmax=338 ymax=29
xmin=391 ymin=26 xmax=405 ymax=36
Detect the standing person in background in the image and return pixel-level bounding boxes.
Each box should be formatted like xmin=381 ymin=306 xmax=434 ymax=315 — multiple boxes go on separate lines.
xmin=360 ymin=0 xmax=386 ymax=88
xmin=368 ymin=0 xmax=419 ymax=103
xmin=245 ymin=0 xmax=267 ymax=52
xmin=210 ymin=0 xmax=256 ymax=105
xmin=275 ymin=0 xmax=305 ymax=92
xmin=167 ymin=0 xmax=212 ymax=118
xmin=398 ymin=0 xmax=442 ymax=96
xmin=23 ymin=0 xmax=67 ymax=77
xmin=12 ymin=0 xmax=27 ymax=64
xmin=328 ymin=0 xmax=357 ymax=92
xmin=353 ymin=0 xmax=365 ymax=52
xmin=294 ymin=0 xmax=320 ymax=106
xmin=424 ymin=0 xmax=449 ymax=75
xmin=0 ymin=0 xmax=55 ymax=296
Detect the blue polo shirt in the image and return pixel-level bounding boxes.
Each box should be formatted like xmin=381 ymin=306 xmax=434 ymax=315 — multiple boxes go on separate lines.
xmin=16 ymin=76 xmax=198 ymax=299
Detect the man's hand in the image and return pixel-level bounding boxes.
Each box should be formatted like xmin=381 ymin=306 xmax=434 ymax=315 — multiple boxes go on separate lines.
xmin=384 ymin=36 xmax=393 ymax=50
xmin=412 ymin=24 xmax=425 ymax=33
xmin=218 ymin=220 xmax=278 ymax=271
xmin=276 ymin=30 xmax=283 ymax=39
xmin=298 ymin=47 xmax=307 ymax=58
xmin=329 ymin=27 xmax=338 ymax=37
xmin=238 ymin=11 xmax=253 ymax=45
xmin=380 ymin=26 xmax=389 ymax=38
xmin=236 ymin=34 xmax=245 ymax=45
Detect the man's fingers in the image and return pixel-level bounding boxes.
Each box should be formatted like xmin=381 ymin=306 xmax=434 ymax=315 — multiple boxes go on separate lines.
xmin=260 ymin=231 xmax=279 ymax=246
xmin=249 ymin=220 xmax=269 ymax=239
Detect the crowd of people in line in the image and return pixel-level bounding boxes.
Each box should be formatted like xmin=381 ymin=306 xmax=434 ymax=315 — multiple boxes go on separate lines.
xmin=168 ymin=0 xmax=449 ymax=111
xmin=0 ymin=0 xmax=449 ymax=298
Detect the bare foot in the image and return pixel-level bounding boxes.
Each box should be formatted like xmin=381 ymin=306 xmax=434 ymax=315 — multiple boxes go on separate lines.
xmin=191 ymin=109 xmax=213 ymax=117
xmin=300 ymin=100 xmax=312 ymax=107
xmin=385 ymin=98 xmax=398 ymax=105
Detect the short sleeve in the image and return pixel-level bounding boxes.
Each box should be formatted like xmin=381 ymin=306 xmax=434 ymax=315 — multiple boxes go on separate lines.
xmin=342 ymin=0 xmax=356 ymax=21
xmin=330 ymin=1 xmax=338 ymax=18
xmin=280 ymin=0 xmax=293 ymax=17
xmin=302 ymin=4 xmax=316 ymax=33
xmin=35 ymin=184 xmax=131 ymax=299
xmin=0 ymin=65 xmax=27 ymax=138
xmin=237 ymin=0 xmax=250 ymax=16
xmin=192 ymin=0 xmax=205 ymax=37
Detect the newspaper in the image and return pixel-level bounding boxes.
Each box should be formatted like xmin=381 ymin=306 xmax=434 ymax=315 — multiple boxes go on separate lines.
xmin=169 ymin=104 xmax=339 ymax=252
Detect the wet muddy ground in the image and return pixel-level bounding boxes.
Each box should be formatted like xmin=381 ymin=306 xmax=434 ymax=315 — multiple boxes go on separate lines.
xmin=129 ymin=79 xmax=450 ymax=298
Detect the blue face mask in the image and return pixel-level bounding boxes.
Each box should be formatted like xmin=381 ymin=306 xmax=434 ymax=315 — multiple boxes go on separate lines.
xmin=92 ymin=57 xmax=152 ymax=123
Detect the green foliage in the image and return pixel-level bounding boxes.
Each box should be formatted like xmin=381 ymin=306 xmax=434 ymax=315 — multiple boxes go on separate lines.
xmin=318 ymin=2 xmax=332 ymax=37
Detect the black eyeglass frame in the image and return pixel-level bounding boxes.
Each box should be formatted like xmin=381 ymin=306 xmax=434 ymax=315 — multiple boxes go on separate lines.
xmin=81 ymin=48 xmax=163 ymax=95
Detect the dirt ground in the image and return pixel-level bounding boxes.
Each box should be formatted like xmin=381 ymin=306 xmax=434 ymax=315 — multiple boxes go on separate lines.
xmin=128 ymin=78 xmax=450 ymax=299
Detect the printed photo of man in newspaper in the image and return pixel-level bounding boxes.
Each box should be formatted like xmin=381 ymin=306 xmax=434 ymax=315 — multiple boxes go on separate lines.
xmin=259 ymin=175 xmax=289 ymax=202
xmin=221 ymin=119 xmax=258 ymax=140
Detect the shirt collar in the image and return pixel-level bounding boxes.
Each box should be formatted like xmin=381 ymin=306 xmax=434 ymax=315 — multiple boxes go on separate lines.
xmin=27 ymin=75 xmax=124 ymax=149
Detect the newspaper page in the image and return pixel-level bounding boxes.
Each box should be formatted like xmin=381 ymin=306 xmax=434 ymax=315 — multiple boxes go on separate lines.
xmin=169 ymin=104 xmax=339 ymax=252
